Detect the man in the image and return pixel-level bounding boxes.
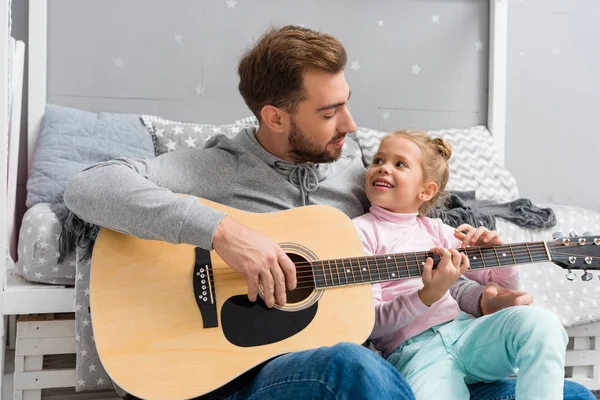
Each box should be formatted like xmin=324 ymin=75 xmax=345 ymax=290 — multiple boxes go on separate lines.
xmin=64 ymin=26 xmax=593 ymax=400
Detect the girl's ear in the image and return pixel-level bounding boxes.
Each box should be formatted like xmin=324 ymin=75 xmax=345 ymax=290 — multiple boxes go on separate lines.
xmin=260 ymin=105 xmax=289 ymax=134
xmin=420 ymin=181 xmax=439 ymax=202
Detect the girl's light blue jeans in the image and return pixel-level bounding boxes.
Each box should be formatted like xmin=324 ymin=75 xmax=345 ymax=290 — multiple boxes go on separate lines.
xmin=388 ymin=306 xmax=569 ymax=400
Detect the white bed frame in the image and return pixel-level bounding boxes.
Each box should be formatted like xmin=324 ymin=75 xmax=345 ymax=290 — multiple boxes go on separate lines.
xmin=2 ymin=0 xmax=599 ymax=398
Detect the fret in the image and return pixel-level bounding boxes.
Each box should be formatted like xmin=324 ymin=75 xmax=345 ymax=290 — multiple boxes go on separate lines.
xmin=333 ymin=259 xmax=343 ymax=286
xmin=313 ymin=261 xmax=327 ymax=288
xmin=524 ymin=243 xmax=533 ymax=263
xmin=412 ymin=253 xmax=421 ymax=277
xmin=374 ymin=256 xmax=383 ymax=282
xmin=466 ymin=248 xmax=483 ymax=270
xmin=343 ymin=258 xmax=356 ymax=285
xmin=340 ymin=259 xmax=349 ymax=286
xmin=392 ymin=254 xmax=405 ymax=280
xmin=338 ymin=259 xmax=347 ymax=286
xmin=478 ymin=247 xmax=486 ymax=269
xmin=507 ymin=244 xmax=518 ymax=266
xmin=530 ymin=243 xmax=550 ymax=263
xmin=327 ymin=260 xmax=336 ymax=287
xmin=402 ymin=253 xmax=412 ymax=277
xmin=352 ymin=257 xmax=366 ymax=284
xmin=311 ymin=261 xmax=327 ymax=288
xmin=494 ymin=245 xmax=515 ymax=267
xmin=513 ymin=243 xmax=532 ymax=265
xmin=480 ymin=246 xmax=500 ymax=269
xmin=381 ymin=255 xmax=394 ymax=281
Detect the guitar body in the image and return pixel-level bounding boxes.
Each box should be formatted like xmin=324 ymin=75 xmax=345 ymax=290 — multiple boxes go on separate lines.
xmin=90 ymin=199 xmax=374 ymax=400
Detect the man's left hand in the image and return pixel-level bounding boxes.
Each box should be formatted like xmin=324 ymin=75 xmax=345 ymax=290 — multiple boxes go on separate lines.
xmin=480 ymin=282 xmax=534 ymax=316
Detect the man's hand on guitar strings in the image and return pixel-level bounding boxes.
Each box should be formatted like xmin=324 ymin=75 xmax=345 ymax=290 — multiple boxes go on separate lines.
xmin=212 ymin=215 xmax=297 ymax=308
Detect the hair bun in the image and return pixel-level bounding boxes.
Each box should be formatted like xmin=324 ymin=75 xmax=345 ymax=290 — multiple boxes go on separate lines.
xmin=431 ymin=137 xmax=452 ymax=161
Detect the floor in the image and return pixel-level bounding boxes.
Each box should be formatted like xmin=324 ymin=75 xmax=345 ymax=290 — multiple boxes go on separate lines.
xmin=3 ymin=350 xmax=120 ymax=400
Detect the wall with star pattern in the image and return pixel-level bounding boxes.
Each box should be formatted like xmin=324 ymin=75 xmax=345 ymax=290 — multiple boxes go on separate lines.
xmin=11 ymin=0 xmax=600 ymax=212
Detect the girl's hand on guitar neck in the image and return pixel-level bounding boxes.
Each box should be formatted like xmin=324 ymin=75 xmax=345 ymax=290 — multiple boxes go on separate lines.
xmin=418 ymin=247 xmax=470 ymax=307
xmin=212 ymin=215 xmax=297 ymax=308
xmin=454 ymin=224 xmax=503 ymax=248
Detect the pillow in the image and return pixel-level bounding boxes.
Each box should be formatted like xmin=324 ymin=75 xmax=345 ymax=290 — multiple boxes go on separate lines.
xmin=355 ymin=125 xmax=520 ymax=202
xmin=141 ymin=115 xmax=245 ymax=155
xmin=16 ymin=202 xmax=77 ymax=285
xmin=26 ymin=104 xmax=155 ymax=207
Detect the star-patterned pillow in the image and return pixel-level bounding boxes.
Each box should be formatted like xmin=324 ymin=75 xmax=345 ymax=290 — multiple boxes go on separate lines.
xmin=140 ymin=115 xmax=247 ymax=155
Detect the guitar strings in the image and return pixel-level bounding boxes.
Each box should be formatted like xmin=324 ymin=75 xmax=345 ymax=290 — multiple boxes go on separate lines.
xmin=202 ymin=246 xmax=593 ymax=290
xmin=205 ymin=246 xmax=590 ymax=281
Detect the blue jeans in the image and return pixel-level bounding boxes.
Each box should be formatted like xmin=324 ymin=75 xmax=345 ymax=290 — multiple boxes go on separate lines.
xmin=226 ymin=342 xmax=595 ymax=400
xmin=469 ymin=379 xmax=596 ymax=400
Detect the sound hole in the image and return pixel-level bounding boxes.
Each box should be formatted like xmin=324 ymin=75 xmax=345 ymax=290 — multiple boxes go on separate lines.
xmin=287 ymin=253 xmax=315 ymax=304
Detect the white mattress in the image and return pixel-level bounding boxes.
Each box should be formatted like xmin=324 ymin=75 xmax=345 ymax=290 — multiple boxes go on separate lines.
xmin=496 ymin=203 xmax=600 ymax=328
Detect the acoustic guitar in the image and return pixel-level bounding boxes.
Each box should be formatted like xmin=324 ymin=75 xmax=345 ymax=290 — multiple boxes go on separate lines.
xmin=90 ymin=197 xmax=600 ymax=400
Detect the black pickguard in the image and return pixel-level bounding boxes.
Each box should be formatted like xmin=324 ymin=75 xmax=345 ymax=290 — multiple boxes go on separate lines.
xmin=221 ymin=295 xmax=318 ymax=347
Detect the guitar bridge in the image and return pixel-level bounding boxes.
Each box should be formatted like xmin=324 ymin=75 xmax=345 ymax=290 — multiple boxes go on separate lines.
xmin=193 ymin=248 xmax=218 ymax=328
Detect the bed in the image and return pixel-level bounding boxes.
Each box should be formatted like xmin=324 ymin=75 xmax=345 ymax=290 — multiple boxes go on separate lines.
xmin=2 ymin=0 xmax=600 ymax=397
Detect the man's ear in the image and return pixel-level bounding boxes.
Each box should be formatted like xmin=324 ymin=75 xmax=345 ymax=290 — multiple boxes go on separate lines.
xmin=421 ymin=182 xmax=439 ymax=202
xmin=260 ymin=106 xmax=289 ymax=134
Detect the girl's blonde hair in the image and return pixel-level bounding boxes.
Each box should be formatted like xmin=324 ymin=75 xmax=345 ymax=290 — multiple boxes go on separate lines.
xmin=380 ymin=129 xmax=452 ymax=216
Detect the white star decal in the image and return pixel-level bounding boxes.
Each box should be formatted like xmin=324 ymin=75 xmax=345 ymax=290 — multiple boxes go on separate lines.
xmin=411 ymin=64 xmax=421 ymax=74
xmin=230 ymin=126 xmax=242 ymax=134
xmin=82 ymin=318 xmax=91 ymax=327
xmin=39 ymin=241 xmax=48 ymax=249
xmin=76 ymin=303 xmax=82 ymax=312
xmin=432 ymin=15 xmax=440 ymax=23
xmin=226 ymin=0 xmax=237 ymax=8
xmin=85 ymin=288 xmax=90 ymax=296
xmin=76 ymin=272 xmax=84 ymax=281
xmin=210 ymin=127 xmax=222 ymax=134
xmin=89 ymin=364 xmax=97 ymax=372
xmin=80 ymin=349 xmax=88 ymax=357
xmin=193 ymin=126 xmax=203 ymax=133
xmin=172 ymin=126 xmax=184 ymax=135
xmin=185 ymin=137 xmax=197 ymax=148
xmin=78 ymin=379 xmax=86 ymax=386
xmin=97 ymin=377 xmax=105 ymax=385
xmin=52 ymin=266 xmax=61 ymax=273
xmin=174 ymin=33 xmax=183 ymax=42
xmin=382 ymin=111 xmax=390 ymax=120
xmin=34 ymin=272 xmax=43 ymax=279
xmin=475 ymin=40 xmax=483 ymax=51
xmin=69 ymin=260 xmax=77 ymax=267
xmin=350 ymin=61 xmax=361 ymax=71
xmin=165 ymin=140 xmax=177 ymax=152
xmin=195 ymin=85 xmax=205 ymax=95
xmin=38 ymin=257 xmax=46 ymax=265
xmin=39 ymin=225 xmax=48 ymax=233
xmin=155 ymin=128 xmax=165 ymax=138
xmin=113 ymin=56 xmax=124 ymax=67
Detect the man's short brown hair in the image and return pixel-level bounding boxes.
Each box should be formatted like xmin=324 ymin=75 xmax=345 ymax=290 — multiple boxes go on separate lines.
xmin=238 ymin=25 xmax=347 ymax=122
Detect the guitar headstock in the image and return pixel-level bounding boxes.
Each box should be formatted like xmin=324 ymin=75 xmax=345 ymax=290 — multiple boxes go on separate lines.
xmin=548 ymin=231 xmax=600 ymax=281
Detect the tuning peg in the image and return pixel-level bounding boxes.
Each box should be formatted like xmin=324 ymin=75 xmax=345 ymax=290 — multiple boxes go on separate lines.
xmin=569 ymin=231 xmax=579 ymax=237
xmin=553 ymin=231 xmax=566 ymax=240
xmin=566 ymin=271 xmax=577 ymax=281
xmin=582 ymin=271 xmax=594 ymax=281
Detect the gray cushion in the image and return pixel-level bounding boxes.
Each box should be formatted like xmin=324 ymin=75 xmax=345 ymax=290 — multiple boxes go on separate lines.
xmin=140 ymin=114 xmax=244 ymax=155
xmin=26 ymin=104 xmax=155 ymax=207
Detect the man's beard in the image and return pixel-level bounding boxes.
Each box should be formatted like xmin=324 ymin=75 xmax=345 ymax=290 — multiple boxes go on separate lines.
xmin=288 ymin=117 xmax=344 ymax=163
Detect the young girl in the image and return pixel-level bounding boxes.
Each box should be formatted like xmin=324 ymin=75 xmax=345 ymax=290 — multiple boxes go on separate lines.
xmin=352 ymin=130 xmax=568 ymax=400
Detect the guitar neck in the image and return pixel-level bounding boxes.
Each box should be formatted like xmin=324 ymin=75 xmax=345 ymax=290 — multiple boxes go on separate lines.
xmin=312 ymin=241 xmax=551 ymax=289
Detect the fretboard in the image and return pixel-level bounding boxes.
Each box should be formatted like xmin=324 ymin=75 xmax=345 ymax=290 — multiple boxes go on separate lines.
xmin=311 ymin=242 xmax=550 ymax=289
